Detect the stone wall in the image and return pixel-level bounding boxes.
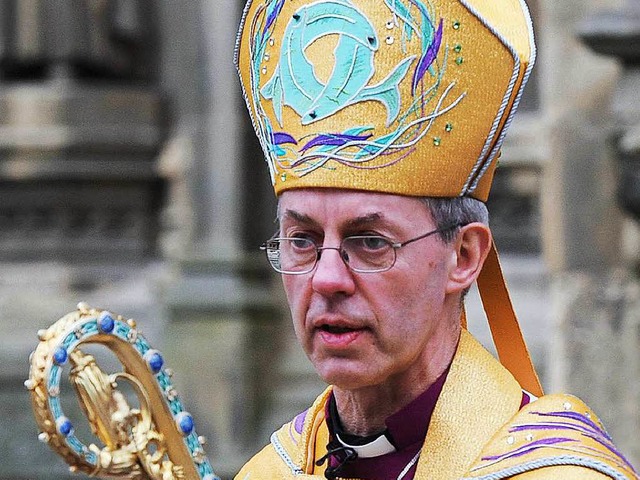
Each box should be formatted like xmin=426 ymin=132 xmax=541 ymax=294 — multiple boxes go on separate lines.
xmin=540 ymin=0 xmax=640 ymax=466
xmin=4 ymin=0 xmax=639 ymax=478
xmin=0 ymin=1 xmax=169 ymax=477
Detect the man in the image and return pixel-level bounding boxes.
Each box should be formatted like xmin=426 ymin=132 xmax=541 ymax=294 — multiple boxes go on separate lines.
xmin=235 ymin=0 xmax=638 ymax=478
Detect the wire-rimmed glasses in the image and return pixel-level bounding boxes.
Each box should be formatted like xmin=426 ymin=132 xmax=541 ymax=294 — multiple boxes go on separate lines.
xmin=260 ymin=223 xmax=463 ymax=274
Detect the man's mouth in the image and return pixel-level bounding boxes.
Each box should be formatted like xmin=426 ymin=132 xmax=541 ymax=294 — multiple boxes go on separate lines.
xmin=319 ymin=324 xmax=358 ymax=334
xmin=315 ymin=322 xmax=366 ymax=347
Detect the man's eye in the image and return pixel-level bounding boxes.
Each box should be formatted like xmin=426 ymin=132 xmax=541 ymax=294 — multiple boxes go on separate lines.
xmin=288 ymin=236 xmax=315 ymax=250
xmin=352 ymin=236 xmax=390 ymax=251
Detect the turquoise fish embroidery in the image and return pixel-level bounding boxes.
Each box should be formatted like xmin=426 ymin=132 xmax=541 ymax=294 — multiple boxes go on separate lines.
xmin=261 ymin=0 xmax=415 ymax=126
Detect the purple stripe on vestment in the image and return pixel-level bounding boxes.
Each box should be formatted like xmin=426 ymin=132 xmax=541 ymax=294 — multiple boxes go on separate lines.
xmin=481 ymin=437 xmax=575 ymax=462
xmin=511 ymin=421 xmax=598 ymax=438
xmin=531 ymin=411 xmax=610 ymax=438
xmin=294 ymin=409 xmax=308 ymax=435
xmin=511 ymin=413 xmax=637 ymax=472
xmin=512 ymin=422 xmax=624 ymax=460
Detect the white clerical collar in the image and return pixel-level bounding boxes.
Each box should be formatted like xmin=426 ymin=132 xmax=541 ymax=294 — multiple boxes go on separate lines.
xmin=335 ymin=432 xmax=397 ymax=458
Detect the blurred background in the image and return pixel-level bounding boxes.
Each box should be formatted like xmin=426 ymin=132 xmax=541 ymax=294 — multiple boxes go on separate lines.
xmin=1 ymin=0 xmax=639 ymax=478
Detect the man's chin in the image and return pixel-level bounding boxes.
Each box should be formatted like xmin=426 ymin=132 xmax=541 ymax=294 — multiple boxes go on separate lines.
xmin=313 ymin=358 xmax=380 ymax=390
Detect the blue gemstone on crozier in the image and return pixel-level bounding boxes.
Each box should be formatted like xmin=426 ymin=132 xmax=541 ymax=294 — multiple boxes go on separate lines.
xmin=144 ymin=350 xmax=164 ymax=374
xmin=176 ymin=412 xmax=194 ymax=436
xmin=98 ymin=312 xmax=115 ymax=333
xmin=56 ymin=417 xmax=73 ymax=437
xmin=53 ymin=347 xmax=68 ymax=365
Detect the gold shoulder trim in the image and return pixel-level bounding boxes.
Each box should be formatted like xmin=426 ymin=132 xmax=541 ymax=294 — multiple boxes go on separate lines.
xmin=464 ymin=394 xmax=639 ymax=479
xmin=414 ymin=330 xmax=524 ymax=480
xmin=270 ymin=386 xmax=332 ymax=475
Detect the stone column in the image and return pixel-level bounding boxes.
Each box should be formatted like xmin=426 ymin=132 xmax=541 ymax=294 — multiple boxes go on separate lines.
xmin=577 ymin=2 xmax=640 ymax=464
xmin=157 ymin=1 xmax=286 ymax=477
xmin=540 ymin=0 xmax=640 ymax=466
xmin=0 ymin=1 xmax=168 ymax=478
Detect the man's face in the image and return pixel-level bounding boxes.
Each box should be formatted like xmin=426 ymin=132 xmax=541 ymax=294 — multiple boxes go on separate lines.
xmin=278 ymin=189 xmax=459 ymax=391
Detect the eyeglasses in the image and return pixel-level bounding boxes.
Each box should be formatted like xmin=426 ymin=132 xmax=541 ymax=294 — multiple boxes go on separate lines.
xmin=260 ymin=224 xmax=463 ymax=275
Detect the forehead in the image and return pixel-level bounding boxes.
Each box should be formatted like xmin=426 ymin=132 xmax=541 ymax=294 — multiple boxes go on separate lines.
xmin=277 ymin=189 xmax=432 ymax=228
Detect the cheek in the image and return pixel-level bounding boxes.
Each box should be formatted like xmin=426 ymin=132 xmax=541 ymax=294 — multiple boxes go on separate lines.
xmin=282 ymin=278 xmax=297 ymax=311
xmin=390 ymin=258 xmax=442 ymax=291
xmin=414 ymin=258 xmax=448 ymax=290
xmin=282 ymin=277 xmax=308 ymax=324
xmin=381 ymin=260 xmax=447 ymax=318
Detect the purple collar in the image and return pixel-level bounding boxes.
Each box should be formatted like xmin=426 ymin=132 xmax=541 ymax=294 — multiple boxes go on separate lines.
xmin=321 ymin=366 xmax=451 ymax=479
xmin=384 ymin=365 xmax=450 ymax=450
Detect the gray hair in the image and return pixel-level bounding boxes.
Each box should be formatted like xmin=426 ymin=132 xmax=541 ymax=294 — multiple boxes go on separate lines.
xmin=419 ymin=196 xmax=489 ymax=244
xmin=420 ymin=196 xmax=490 ymax=302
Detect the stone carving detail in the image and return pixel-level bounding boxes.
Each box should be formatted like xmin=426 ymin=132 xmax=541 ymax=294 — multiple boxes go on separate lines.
xmin=0 ymin=0 xmax=156 ymax=81
xmin=0 ymin=1 xmax=165 ymax=261
xmin=0 ymin=182 xmax=163 ymax=261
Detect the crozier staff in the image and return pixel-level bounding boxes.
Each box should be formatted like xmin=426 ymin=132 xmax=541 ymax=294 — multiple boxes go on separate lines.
xmin=235 ymin=0 xmax=639 ymax=479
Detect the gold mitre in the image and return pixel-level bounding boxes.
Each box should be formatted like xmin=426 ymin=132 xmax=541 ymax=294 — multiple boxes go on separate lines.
xmin=235 ymin=0 xmax=535 ymax=201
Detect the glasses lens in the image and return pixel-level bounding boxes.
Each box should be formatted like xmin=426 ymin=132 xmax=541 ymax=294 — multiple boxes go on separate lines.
xmin=263 ymin=239 xmax=282 ymax=270
xmin=342 ymin=236 xmax=394 ymax=272
xmin=267 ymin=238 xmax=317 ymax=273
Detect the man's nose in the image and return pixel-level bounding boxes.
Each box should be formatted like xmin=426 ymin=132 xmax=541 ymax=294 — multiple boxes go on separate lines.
xmin=311 ymin=247 xmax=356 ymax=296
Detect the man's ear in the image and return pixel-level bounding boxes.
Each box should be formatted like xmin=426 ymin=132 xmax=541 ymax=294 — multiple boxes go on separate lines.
xmin=445 ymin=223 xmax=492 ymax=295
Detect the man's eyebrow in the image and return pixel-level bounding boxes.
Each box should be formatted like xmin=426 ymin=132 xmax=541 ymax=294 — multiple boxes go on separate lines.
xmin=345 ymin=212 xmax=383 ymax=229
xmin=280 ymin=209 xmax=320 ymax=227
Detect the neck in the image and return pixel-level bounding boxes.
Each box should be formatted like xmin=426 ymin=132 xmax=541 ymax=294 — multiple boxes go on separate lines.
xmin=333 ymin=324 xmax=460 ymax=436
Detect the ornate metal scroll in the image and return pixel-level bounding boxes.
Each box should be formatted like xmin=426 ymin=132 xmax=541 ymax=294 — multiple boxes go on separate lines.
xmin=25 ymin=303 xmax=219 ymax=479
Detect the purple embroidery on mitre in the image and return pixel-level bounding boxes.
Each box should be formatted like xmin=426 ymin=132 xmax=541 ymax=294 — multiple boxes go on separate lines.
xmin=272 ymin=132 xmax=298 ymax=145
xmin=263 ymin=0 xmax=285 ymax=35
xmin=300 ymin=133 xmax=374 ymax=153
xmin=294 ymin=409 xmax=308 ymax=435
xmin=482 ymin=437 xmax=576 ymax=462
xmin=412 ymin=18 xmax=443 ymax=95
